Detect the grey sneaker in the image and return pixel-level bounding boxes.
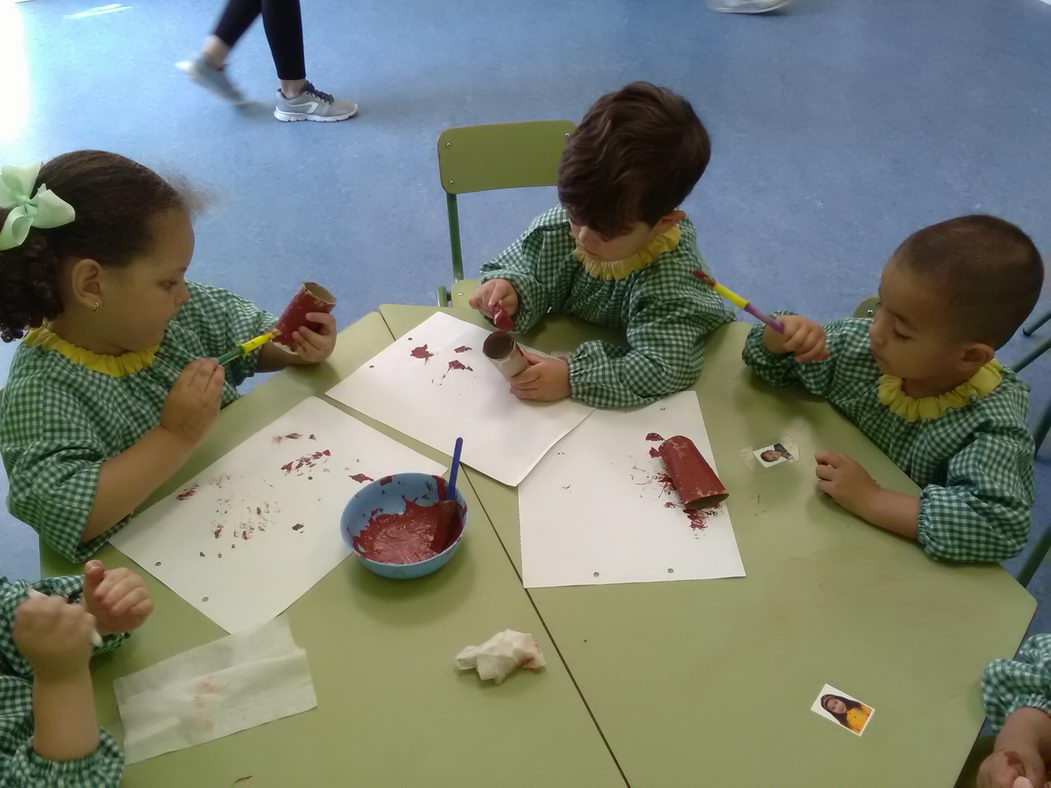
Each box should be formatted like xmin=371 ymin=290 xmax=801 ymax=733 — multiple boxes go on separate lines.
xmin=707 ymin=0 xmax=791 ymax=12
xmin=274 ymin=82 xmax=358 ymax=122
xmin=176 ymin=54 xmax=245 ymax=104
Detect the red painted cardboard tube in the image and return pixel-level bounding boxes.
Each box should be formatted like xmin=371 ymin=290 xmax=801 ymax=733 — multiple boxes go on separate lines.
xmin=273 ymin=281 xmax=336 ymax=351
xmin=658 ymin=435 xmax=728 ymax=510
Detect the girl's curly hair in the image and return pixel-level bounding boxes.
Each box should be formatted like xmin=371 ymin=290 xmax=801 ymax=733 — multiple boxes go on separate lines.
xmin=0 ymin=150 xmax=190 ymax=342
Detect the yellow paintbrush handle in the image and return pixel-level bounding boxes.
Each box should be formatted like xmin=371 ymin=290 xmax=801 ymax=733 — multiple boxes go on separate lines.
xmin=712 ymin=281 xmax=749 ymax=310
xmin=239 ymin=332 xmax=274 ymax=354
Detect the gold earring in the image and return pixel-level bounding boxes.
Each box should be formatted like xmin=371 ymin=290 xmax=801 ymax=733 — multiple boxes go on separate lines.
xmin=92 ymin=302 xmax=101 ymax=312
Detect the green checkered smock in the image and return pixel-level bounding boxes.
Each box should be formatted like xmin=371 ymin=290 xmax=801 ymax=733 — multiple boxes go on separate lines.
xmin=1 ymin=575 xmax=127 ymax=786
xmin=1 ymin=282 xmax=276 ymax=563
xmin=743 ymin=317 xmax=1034 ymax=563
xmin=480 ymin=206 xmax=733 ymax=408
xmin=983 ymin=634 xmax=1051 ymax=732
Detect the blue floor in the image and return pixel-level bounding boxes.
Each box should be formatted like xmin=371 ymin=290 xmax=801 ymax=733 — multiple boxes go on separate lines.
xmin=1 ymin=0 xmax=1049 ymax=634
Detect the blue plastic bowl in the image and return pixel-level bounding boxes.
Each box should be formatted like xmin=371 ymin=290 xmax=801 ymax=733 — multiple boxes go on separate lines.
xmin=341 ymin=472 xmax=468 ymax=579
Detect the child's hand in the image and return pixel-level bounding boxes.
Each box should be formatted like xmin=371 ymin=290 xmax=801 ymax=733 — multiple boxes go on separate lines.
xmin=469 ymin=279 xmax=519 ymax=321
xmin=509 ymin=352 xmax=571 ymax=402
xmin=763 ymin=315 xmax=829 ymax=362
xmin=286 ymin=312 xmax=336 ymax=364
xmin=978 ymin=747 xmax=1044 ymax=788
xmin=815 ymin=451 xmax=880 ymax=516
xmin=13 ymin=593 xmax=96 ymax=681
xmin=82 ymin=560 xmax=154 ymax=636
xmin=160 ymin=359 xmax=224 ymax=446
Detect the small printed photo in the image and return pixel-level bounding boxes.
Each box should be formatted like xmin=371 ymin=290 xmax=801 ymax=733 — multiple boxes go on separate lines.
xmin=753 ymin=442 xmax=794 ymax=468
xmin=810 ymin=684 xmax=874 ymax=736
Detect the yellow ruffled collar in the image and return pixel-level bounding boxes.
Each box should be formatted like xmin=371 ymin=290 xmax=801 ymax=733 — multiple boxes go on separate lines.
xmin=572 ymin=224 xmax=681 ymax=281
xmin=878 ymin=360 xmax=1002 ymax=422
xmin=25 ymin=326 xmax=159 ymax=378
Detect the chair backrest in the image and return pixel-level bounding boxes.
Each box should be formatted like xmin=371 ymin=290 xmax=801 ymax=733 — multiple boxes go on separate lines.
xmin=438 ymin=120 xmax=575 ymax=195
xmin=437 ymin=120 xmax=575 ymax=283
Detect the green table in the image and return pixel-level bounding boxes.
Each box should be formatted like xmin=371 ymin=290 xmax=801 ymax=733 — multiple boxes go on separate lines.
xmin=380 ymin=305 xmax=1036 ymax=788
xmin=42 ymin=312 xmax=622 ymax=787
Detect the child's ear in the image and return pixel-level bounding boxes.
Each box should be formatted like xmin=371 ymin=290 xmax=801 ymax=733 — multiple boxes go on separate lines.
xmin=69 ymin=258 xmax=104 ymax=308
xmin=958 ymin=341 xmax=995 ymax=370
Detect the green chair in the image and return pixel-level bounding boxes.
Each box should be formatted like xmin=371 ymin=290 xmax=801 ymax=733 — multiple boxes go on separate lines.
xmin=1014 ymin=311 xmax=1051 ymax=453
xmin=435 ymin=120 xmax=576 ymax=307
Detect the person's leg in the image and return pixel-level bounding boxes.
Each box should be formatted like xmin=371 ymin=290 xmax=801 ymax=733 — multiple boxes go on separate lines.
xmin=266 ymin=0 xmax=358 ymax=122
xmin=259 ymin=0 xmax=307 ymax=97
xmin=209 ymin=0 xmax=264 ymax=67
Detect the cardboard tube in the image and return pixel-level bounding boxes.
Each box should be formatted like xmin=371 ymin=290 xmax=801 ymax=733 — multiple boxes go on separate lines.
xmin=658 ymin=436 xmax=728 ymax=510
xmin=273 ymin=282 xmax=336 ymax=352
xmin=483 ymin=332 xmax=529 ymax=379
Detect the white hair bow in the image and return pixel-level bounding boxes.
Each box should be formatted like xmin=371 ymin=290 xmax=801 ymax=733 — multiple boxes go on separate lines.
xmin=0 ymin=162 xmax=76 ymax=251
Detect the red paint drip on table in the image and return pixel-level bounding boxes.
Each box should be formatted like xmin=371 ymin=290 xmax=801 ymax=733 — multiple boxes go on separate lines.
xmin=292 ymin=523 xmax=305 ymax=532
xmin=645 ymin=433 xmax=664 ymax=442
xmin=176 ymin=483 xmax=199 ymax=501
xmin=454 ymin=345 xmax=472 ymax=353
xmin=648 ymin=447 xmax=661 ymax=458
xmin=350 ymin=473 xmax=373 ymax=483
xmin=447 ymin=359 xmax=472 ymax=372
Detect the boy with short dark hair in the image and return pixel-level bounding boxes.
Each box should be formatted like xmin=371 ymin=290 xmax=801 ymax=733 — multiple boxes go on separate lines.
xmin=470 ymin=82 xmax=733 ymax=408
xmin=743 ymin=215 xmax=1043 ymax=562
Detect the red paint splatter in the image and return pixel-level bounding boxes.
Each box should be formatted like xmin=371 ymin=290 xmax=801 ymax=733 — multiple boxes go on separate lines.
xmin=233 ymin=777 xmax=254 ymax=785
xmin=664 ymin=502 xmax=678 ymax=508
xmin=213 ymin=524 xmax=224 ymax=539
xmin=648 ymin=447 xmax=661 ymax=458
xmin=309 ymin=434 xmax=317 ymax=440
xmin=280 ymin=450 xmax=332 ymax=475
xmin=293 ymin=523 xmax=305 ymax=531
xmin=350 ymin=473 xmax=373 ymax=483
xmin=273 ymin=433 xmax=302 ymax=444
xmin=645 ymin=433 xmax=664 ymax=442
xmin=176 ymin=483 xmax=199 ymax=501
xmin=379 ymin=476 xmax=393 ymax=486
xmin=454 ymin=345 xmax=471 ymax=353
xmin=447 ymin=359 xmax=472 ymax=372
xmin=653 ymin=472 xmax=677 ymax=496
xmin=682 ymin=507 xmax=720 ymax=531
xmin=353 ymin=498 xmax=463 ymax=564
xmin=199 ymin=551 xmax=205 ymax=557
xmin=255 ymin=507 xmax=261 ymax=515
xmin=410 ymin=344 xmax=434 ymax=362
xmin=492 ymin=307 xmax=513 ymax=332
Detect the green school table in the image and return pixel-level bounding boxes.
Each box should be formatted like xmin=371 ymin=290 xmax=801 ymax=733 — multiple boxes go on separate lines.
xmin=379 ymin=304 xmax=1036 ymax=788
xmin=40 ymin=312 xmax=623 ymax=788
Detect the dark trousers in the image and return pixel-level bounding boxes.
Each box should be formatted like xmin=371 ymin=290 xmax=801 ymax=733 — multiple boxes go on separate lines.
xmin=213 ymin=0 xmax=305 ymax=80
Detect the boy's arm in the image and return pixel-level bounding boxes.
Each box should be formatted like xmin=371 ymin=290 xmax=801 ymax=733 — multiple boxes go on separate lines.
xmin=568 ymin=291 xmax=728 ymax=409
xmin=480 ymin=221 xmax=562 ymax=333
xmin=984 ymin=635 xmax=1051 ymax=733
xmin=916 ymin=421 xmax=1034 ymax=563
xmin=742 ymin=316 xmax=867 ymax=398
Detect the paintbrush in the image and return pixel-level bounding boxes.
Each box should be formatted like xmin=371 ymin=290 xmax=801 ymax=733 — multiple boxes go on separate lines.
xmin=491 ymin=306 xmax=514 ymax=333
xmin=26 ymin=588 xmax=104 ymax=648
xmin=430 ymin=437 xmax=464 ymax=553
xmin=692 ymin=271 xmax=785 ymax=333
xmin=216 ymin=332 xmax=276 ymax=366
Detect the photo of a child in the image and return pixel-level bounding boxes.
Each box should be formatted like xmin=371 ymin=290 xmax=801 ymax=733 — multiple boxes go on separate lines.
xmin=811 ymin=684 xmax=874 ymax=736
xmin=753 ymin=442 xmax=793 ymax=467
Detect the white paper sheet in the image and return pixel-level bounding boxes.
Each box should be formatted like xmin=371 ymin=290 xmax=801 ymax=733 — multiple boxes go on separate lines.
xmin=325 ymin=313 xmax=594 ymax=486
xmin=111 ymin=397 xmax=445 ymax=632
xmin=115 ymin=617 xmax=317 ymax=764
xmin=520 ymin=391 xmax=745 ymax=588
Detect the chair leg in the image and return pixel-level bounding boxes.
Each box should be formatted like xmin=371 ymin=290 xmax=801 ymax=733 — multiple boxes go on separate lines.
xmin=436 ymin=286 xmax=450 ymax=308
xmin=1035 ymin=399 xmax=1051 ymax=457
xmin=1016 ymin=522 xmax=1051 ymax=588
xmin=1023 ymin=309 xmax=1051 ymax=337
xmin=1013 ymin=335 xmax=1051 ymax=372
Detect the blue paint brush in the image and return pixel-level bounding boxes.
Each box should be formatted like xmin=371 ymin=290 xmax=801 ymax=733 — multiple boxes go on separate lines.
xmin=430 ymin=437 xmax=464 ymax=553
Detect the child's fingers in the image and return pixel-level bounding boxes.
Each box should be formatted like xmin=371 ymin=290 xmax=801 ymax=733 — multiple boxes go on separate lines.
xmin=815 ymin=463 xmax=837 ymax=481
xmin=82 ymin=560 xmax=105 ymax=598
xmin=816 ymin=479 xmax=835 ymax=496
xmin=109 ymin=586 xmax=150 ymax=618
xmin=128 ymin=597 xmax=155 ymax=619
xmin=296 ymin=325 xmax=326 ymax=350
xmin=510 ymin=387 xmax=539 ymax=401
xmin=101 ymin=574 xmax=141 ymax=608
xmin=304 ymin=313 xmax=336 ymax=333
xmin=814 ymin=450 xmax=844 ymax=467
